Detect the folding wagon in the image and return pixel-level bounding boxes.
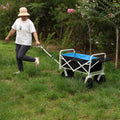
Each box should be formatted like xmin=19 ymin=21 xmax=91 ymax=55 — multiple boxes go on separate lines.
xmin=59 ymin=49 xmax=111 ymax=88
xmin=38 ymin=45 xmax=111 ymax=88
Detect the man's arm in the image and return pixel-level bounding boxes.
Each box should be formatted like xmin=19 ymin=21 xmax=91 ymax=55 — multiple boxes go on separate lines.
xmin=33 ymin=32 xmax=40 ymax=45
xmin=5 ymin=29 xmax=16 ymax=42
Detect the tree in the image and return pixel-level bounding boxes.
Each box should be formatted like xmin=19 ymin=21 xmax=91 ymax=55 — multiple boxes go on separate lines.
xmin=95 ymin=0 xmax=120 ymax=69
xmin=77 ymin=0 xmax=99 ymax=55
xmin=77 ymin=0 xmax=120 ymax=68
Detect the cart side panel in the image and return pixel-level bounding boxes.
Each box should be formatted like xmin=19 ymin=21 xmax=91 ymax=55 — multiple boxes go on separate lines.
xmin=62 ymin=56 xmax=102 ymax=72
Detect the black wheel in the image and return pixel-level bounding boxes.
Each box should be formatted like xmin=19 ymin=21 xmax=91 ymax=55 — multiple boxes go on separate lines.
xmin=61 ymin=71 xmax=65 ymax=77
xmin=94 ymin=75 xmax=106 ymax=84
xmin=100 ymin=75 xmax=106 ymax=83
xmin=82 ymin=76 xmax=86 ymax=82
xmin=94 ymin=75 xmax=99 ymax=83
xmin=61 ymin=70 xmax=74 ymax=78
xmin=86 ymin=78 xmax=93 ymax=89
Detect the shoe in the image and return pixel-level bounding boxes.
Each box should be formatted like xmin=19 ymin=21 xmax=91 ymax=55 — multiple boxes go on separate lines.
xmin=35 ymin=57 xmax=39 ymax=67
xmin=14 ymin=71 xmax=20 ymax=74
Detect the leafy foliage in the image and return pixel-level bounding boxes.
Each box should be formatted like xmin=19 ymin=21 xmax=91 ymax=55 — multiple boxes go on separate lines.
xmin=0 ymin=0 xmax=120 ymax=55
xmin=28 ymin=3 xmax=46 ymax=18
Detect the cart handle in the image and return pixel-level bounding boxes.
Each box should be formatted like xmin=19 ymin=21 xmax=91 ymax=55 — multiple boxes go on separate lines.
xmin=36 ymin=45 xmax=59 ymax=65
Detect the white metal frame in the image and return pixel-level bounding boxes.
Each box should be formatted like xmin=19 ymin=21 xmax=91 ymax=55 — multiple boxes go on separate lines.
xmin=59 ymin=49 xmax=106 ymax=83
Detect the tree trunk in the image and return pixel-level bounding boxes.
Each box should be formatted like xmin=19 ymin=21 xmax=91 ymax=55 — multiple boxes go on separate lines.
xmin=115 ymin=25 xmax=119 ymax=69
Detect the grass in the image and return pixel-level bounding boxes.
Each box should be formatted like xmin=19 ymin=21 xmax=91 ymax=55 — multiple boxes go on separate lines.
xmin=0 ymin=40 xmax=120 ymax=120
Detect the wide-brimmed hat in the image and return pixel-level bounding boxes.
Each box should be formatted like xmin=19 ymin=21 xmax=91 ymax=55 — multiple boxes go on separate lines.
xmin=18 ymin=7 xmax=30 ymax=16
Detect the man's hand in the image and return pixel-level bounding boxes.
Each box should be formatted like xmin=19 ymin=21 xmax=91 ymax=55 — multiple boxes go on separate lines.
xmin=36 ymin=41 xmax=40 ymax=46
xmin=5 ymin=29 xmax=15 ymax=42
xmin=5 ymin=37 xmax=9 ymax=42
xmin=33 ymin=32 xmax=40 ymax=46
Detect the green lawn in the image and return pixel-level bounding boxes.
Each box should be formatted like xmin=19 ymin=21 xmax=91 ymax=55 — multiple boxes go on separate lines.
xmin=0 ymin=40 xmax=120 ymax=120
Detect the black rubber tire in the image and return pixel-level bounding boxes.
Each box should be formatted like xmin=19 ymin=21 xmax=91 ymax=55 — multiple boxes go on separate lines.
xmin=86 ymin=78 xmax=93 ymax=89
xmin=100 ymin=75 xmax=106 ymax=83
xmin=94 ymin=75 xmax=99 ymax=83
xmin=61 ymin=70 xmax=74 ymax=77
xmin=82 ymin=76 xmax=86 ymax=82
xmin=94 ymin=75 xmax=106 ymax=84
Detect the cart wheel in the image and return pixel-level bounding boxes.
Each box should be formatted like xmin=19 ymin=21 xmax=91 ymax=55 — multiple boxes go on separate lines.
xmin=82 ymin=76 xmax=86 ymax=82
xmin=100 ymin=75 xmax=106 ymax=83
xmin=86 ymin=78 xmax=93 ymax=89
xmin=61 ymin=71 xmax=65 ymax=77
xmin=94 ymin=75 xmax=106 ymax=84
xmin=94 ymin=75 xmax=99 ymax=83
xmin=61 ymin=70 xmax=74 ymax=77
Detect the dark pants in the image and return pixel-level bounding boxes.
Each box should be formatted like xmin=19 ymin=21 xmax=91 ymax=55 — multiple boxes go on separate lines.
xmin=15 ymin=44 xmax=35 ymax=71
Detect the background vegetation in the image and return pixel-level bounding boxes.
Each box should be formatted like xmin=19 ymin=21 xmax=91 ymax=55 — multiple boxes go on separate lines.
xmin=0 ymin=0 xmax=119 ymax=53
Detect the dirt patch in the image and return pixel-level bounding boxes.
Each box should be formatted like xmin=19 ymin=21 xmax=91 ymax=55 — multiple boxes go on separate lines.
xmin=0 ymin=79 xmax=13 ymax=82
xmin=46 ymin=44 xmax=61 ymax=51
xmin=5 ymin=79 xmax=13 ymax=83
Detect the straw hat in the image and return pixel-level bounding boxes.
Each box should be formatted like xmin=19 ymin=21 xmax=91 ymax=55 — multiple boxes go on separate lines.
xmin=18 ymin=7 xmax=30 ymax=16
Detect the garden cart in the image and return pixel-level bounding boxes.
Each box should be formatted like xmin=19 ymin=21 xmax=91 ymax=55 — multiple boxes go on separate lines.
xmin=37 ymin=45 xmax=111 ymax=88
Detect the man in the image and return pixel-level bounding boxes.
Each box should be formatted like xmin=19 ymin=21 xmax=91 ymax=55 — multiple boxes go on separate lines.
xmin=5 ymin=7 xmax=40 ymax=74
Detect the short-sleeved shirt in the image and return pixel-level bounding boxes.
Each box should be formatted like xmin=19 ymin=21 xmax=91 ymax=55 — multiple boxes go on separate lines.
xmin=12 ymin=18 xmax=36 ymax=46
